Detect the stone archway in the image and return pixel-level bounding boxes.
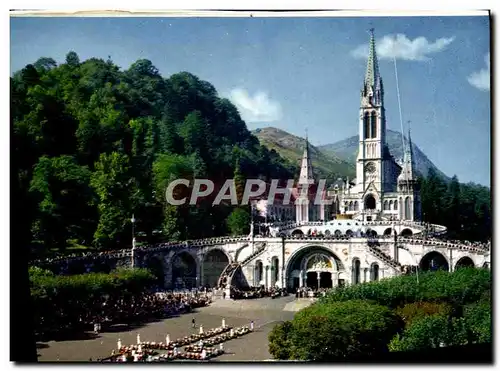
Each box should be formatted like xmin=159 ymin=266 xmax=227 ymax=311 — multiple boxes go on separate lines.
xmin=400 ymin=228 xmax=413 ymax=237
xmin=383 ymin=228 xmax=393 ymax=236
xmin=420 ymin=251 xmax=449 ymax=272
xmin=202 ymin=249 xmax=229 ymax=288
xmin=364 ymin=194 xmax=376 ymax=210
xmin=455 ymin=256 xmax=475 ymax=270
xmin=145 ymin=255 xmax=166 ymax=288
xmin=285 ymin=246 xmax=344 ymax=291
xmin=292 ymin=229 xmax=304 ymax=236
xmin=172 ymin=251 xmax=197 ymax=289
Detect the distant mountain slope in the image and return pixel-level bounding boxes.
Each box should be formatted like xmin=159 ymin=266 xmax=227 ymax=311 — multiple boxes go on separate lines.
xmin=318 ymin=129 xmax=450 ymax=180
xmin=252 ymin=127 xmax=355 ymax=179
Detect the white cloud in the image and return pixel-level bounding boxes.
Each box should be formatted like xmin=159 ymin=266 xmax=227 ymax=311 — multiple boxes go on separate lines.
xmin=467 ymin=53 xmax=490 ymax=91
xmin=351 ymin=34 xmax=455 ymax=61
xmin=228 ymin=88 xmax=283 ymax=123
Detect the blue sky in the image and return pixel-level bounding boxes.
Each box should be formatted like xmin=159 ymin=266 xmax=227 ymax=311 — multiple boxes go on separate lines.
xmin=10 ymin=16 xmax=490 ymax=186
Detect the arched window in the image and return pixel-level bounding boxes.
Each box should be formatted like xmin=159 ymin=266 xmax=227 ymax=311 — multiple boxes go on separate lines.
xmin=393 ymin=200 xmax=397 ymax=210
xmin=383 ymin=200 xmax=389 ymax=210
xmin=352 ymin=259 xmax=361 ymax=284
xmin=371 ymin=263 xmax=379 ymax=281
xmin=364 ymin=112 xmax=370 ymax=139
xmin=370 ymin=111 xmax=377 ymax=139
xmin=354 ymin=201 xmax=359 ymax=211
xmin=255 ymin=261 xmax=263 ymax=284
xmin=349 ymin=201 xmax=353 ymax=211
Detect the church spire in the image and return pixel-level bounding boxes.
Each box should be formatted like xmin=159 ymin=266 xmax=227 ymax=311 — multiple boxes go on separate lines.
xmin=365 ymin=28 xmax=380 ymax=88
xmin=298 ymin=130 xmax=314 ymax=185
xmin=398 ymin=127 xmax=415 ymax=182
xmin=362 ymin=28 xmax=383 ymax=107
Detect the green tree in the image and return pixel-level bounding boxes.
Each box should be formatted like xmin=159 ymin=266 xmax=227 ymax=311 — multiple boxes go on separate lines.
xmin=272 ymin=300 xmax=403 ymax=361
xmin=90 ymin=152 xmax=135 ymax=249
xmin=29 ymin=155 xmax=93 ymax=250
xmin=65 ymin=51 xmax=80 ymax=67
xmin=226 ymin=207 xmax=250 ymax=236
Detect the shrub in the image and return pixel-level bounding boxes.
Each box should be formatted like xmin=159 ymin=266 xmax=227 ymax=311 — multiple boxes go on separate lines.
xmin=268 ymin=321 xmax=292 ymax=360
xmin=394 ymin=301 xmax=453 ymax=328
xmin=388 ymin=314 xmax=450 ymax=352
xmin=388 ymin=311 xmax=486 ymax=353
xmin=463 ymin=300 xmax=491 ymax=344
xmin=270 ymin=300 xmax=403 ymax=361
xmin=321 ymin=268 xmax=490 ymax=309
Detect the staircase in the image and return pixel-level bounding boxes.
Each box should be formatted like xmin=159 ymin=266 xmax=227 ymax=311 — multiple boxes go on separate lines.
xmin=216 ymin=242 xmax=267 ymax=288
xmin=368 ymin=245 xmax=402 ymax=272
xmin=216 ymin=263 xmax=239 ymax=287
xmin=240 ymin=242 xmax=267 ymax=267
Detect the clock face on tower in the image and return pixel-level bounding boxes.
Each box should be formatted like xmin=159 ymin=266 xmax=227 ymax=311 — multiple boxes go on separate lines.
xmin=365 ymin=162 xmax=377 ymax=183
xmin=365 ymin=162 xmax=376 ymax=174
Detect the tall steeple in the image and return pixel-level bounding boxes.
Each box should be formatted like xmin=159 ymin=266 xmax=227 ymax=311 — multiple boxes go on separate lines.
xmin=298 ymin=130 xmax=314 ymax=185
xmin=362 ymin=28 xmax=384 ymax=107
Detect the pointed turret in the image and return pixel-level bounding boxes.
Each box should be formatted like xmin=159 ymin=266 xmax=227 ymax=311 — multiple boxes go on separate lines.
xmin=298 ymin=132 xmax=314 ymax=185
xmin=398 ymin=128 xmax=415 ymax=182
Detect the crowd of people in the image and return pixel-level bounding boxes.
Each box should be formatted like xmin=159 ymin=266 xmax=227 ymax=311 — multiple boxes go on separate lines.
xmin=229 ymin=286 xmax=288 ymax=300
xmin=295 ymin=287 xmax=330 ymax=299
xmin=36 ymin=290 xmax=212 ymax=340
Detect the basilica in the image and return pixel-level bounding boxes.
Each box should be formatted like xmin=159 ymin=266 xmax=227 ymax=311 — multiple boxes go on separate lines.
xmin=295 ymin=30 xmax=421 ymax=224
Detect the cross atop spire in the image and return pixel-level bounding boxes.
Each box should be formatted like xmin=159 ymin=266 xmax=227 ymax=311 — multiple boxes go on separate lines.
xmin=364 ymin=28 xmax=381 ymax=89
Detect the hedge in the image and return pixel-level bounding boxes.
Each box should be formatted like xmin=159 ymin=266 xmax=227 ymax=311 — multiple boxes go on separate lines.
xmin=30 ymin=266 xmax=156 ymax=300
xmin=320 ymin=268 xmax=490 ymax=308
xmin=268 ymin=300 xmax=403 ymax=361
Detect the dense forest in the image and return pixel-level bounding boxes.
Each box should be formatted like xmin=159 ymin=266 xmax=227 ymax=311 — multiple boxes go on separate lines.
xmin=12 ymin=53 xmax=491 ymax=258
xmin=420 ymin=170 xmax=491 ymax=242
xmin=12 ymin=52 xmax=297 ymax=257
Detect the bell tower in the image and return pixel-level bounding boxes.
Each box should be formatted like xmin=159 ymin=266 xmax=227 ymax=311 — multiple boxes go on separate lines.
xmin=356 ymin=29 xmax=386 ymax=197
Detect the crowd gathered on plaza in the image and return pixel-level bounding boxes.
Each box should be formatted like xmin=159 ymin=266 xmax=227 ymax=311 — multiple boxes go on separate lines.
xmin=295 ymin=287 xmax=330 ymax=298
xmin=229 ymin=286 xmax=289 ymax=300
xmin=36 ymin=290 xmax=212 ymax=339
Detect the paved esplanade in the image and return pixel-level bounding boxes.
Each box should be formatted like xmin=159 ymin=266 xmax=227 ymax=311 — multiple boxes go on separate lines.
xmin=37 ymin=296 xmax=300 ymax=362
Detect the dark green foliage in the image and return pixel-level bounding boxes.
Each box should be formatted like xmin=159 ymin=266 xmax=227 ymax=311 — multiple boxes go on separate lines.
xmin=13 ymin=55 xmax=294 ymax=253
xmin=273 ymin=270 xmax=491 ymax=360
xmin=420 ymin=169 xmax=491 ymax=241
xmin=321 ymin=268 xmax=490 ymax=308
xmin=268 ymin=321 xmax=293 ymax=360
xmin=268 ymin=300 xmax=403 ymax=361
xmin=463 ymin=299 xmax=492 ymax=344
xmin=226 ymin=207 xmax=250 ymax=236
xmin=394 ymin=301 xmax=453 ymax=328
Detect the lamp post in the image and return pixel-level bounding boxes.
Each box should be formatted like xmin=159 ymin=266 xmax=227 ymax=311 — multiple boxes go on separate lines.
xmin=131 ymin=214 xmax=136 ymax=268
xmin=131 ymin=214 xmax=136 ymax=245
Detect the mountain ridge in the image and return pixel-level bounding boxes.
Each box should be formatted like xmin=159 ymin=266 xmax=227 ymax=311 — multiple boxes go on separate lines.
xmin=252 ymin=127 xmax=356 ymax=179
xmin=319 ymin=129 xmax=450 ymax=181
xmin=253 ymin=127 xmax=449 ymax=181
